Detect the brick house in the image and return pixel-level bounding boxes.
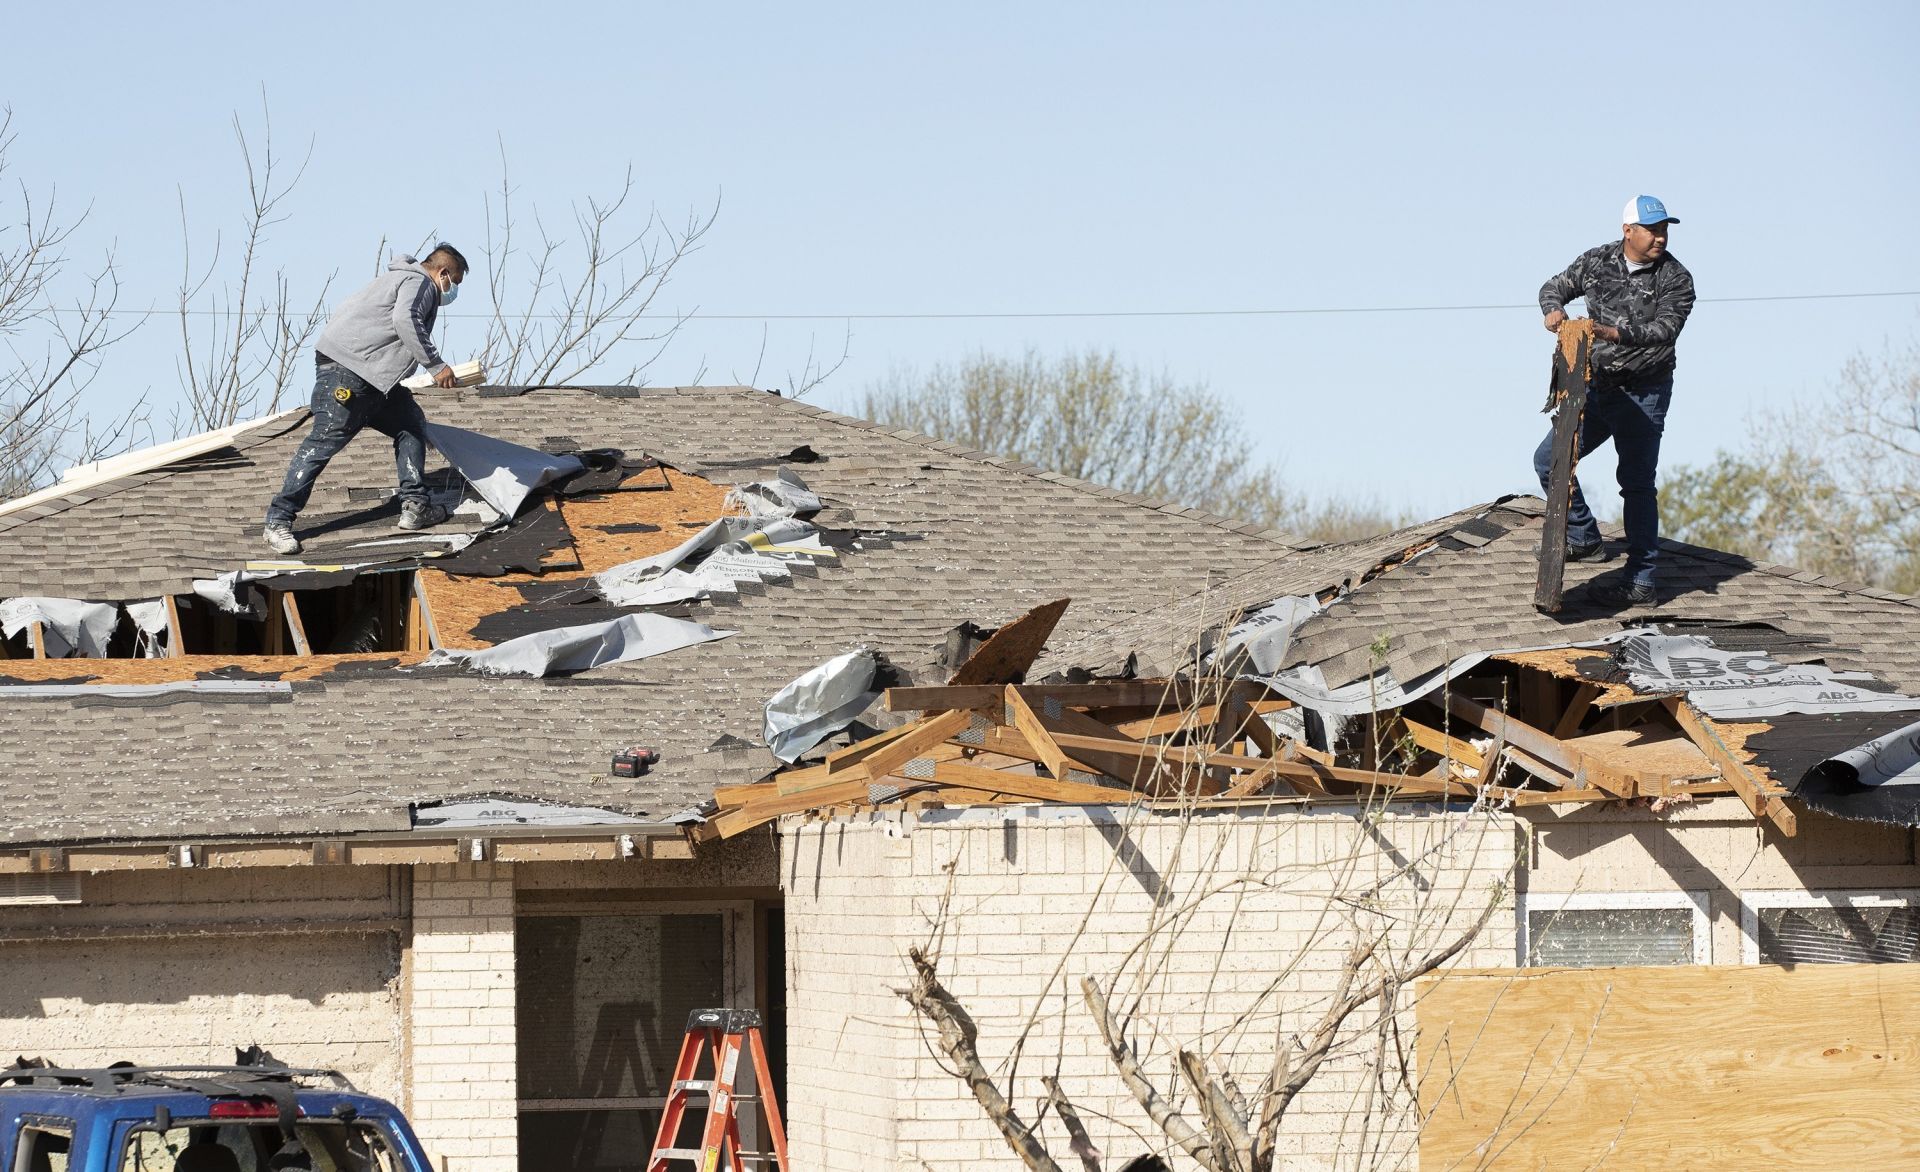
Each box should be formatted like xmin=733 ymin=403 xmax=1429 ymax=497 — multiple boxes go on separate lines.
xmin=2 ymin=387 xmax=1917 ymax=1169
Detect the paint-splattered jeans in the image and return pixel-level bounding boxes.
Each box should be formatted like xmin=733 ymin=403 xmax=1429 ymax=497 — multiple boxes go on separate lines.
xmin=265 ymin=359 xmax=429 ymax=526
xmin=1532 ymin=373 xmax=1672 ymax=588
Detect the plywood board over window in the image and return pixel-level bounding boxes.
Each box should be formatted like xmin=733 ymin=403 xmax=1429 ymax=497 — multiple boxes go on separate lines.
xmin=1419 ymin=964 xmax=1920 ymax=1169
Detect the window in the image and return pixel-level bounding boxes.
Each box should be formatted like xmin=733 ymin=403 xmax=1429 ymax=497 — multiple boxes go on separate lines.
xmin=12 ymin=1123 xmax=71 ymax=1172
xmin=119 ymin=1121 xmax=402 ymax=1172
xmin=516 ymin=905 xmax=753 ymax=1172
xmin=1519 ymin=891 xmax=1711 ymax=967
xmin=1741 ymin=891 xmax=1920 ymax=965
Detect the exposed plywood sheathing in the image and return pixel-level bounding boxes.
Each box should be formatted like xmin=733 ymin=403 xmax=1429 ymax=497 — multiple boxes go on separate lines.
xmin=557 ymin=472 xmax=733 ymax=573
xmin=416 ymin=467 xmax=734 ymax=648
xmin=1420 ymin=964 xmax=1920 ymax=1169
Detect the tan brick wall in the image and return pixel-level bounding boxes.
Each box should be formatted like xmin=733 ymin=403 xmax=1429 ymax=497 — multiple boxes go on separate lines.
xmin=783 ymin=807 xmax=1519 ymax=1171
xmin=1524 ymin=796 xmax=1920 ymax=963
xmin=407 ymin=861 xmax=518 ymax=1172
xmin=0 ymin=866 xmax=405 ymax=1096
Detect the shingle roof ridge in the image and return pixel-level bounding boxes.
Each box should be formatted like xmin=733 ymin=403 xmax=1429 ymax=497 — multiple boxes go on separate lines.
xmin=751 ymin=389 xmax=1310 ymax=550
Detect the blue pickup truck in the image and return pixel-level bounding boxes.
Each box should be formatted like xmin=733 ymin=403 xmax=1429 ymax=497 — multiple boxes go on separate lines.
xmin=1 ymin=1059 xmax=434 ymax=1172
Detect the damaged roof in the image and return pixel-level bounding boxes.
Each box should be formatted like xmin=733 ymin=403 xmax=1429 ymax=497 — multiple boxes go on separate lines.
xmin=0 ymin=386 xmax=1303 ymax=847
xmin=1044 ymin=495 xmax=1920 ymax=694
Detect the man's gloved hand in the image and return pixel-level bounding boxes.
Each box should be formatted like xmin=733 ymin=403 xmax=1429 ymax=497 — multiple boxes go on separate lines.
xmin=1543 ymin=308 xmax=1568 ymax=333
xmin=1592 ymin=324 xmax=1621 ymax=343
xmin=432 ymin=365 xmax=457 ymax=389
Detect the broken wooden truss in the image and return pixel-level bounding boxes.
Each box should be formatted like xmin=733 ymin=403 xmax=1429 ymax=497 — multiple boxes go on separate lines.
xmin=700 ymin=653 xmax=1798 ymax=840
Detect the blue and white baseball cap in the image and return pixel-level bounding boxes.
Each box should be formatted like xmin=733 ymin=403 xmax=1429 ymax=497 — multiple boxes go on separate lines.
xmin=1621 ymin=195 xmax=1679 ymax=226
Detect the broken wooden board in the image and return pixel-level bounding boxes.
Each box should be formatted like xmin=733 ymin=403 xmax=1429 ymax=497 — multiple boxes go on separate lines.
xmin=949 ymin=597 xmax=1070 ymax=685
xmin=1666 ymin=697 xmax=1797 ymax=836
xmin=885 ymin=679 xmax=1221 ymax=714
xmin=1533 ymin=321 xmax=1592 ymax=614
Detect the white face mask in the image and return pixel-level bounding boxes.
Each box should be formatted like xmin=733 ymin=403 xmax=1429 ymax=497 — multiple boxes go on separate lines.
xmin=437 ymin=276 xmax=459 ymax=306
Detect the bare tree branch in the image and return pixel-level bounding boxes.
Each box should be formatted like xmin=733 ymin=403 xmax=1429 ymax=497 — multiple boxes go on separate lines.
xmin=901 ymin=946 xmax=1065 ymax=1172
xmin=174 ymin=91 xmax=330 ymax=433
xmin=0 ymin=107 xmax=144 ymax=499
xmin=480 ymin=148 xmax=718 ymax=388
xmin=1083 ymin=975 xmax=1221 ymax=1172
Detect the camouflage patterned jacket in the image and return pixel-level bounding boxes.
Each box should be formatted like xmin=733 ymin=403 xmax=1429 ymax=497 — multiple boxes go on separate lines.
xmin=1538 ymin=240 xmax=1696 ymax=380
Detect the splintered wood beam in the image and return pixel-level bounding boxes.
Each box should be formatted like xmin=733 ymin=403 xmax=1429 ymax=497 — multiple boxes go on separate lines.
xmin=1399 ymin=716 xmax=1486 ymax=771
xmin=1002 ymin=687 xmax=1131 ymax=786
xmin=886 ymin=680 xmax=1222 ymax=714
xmin=949 ymin=597 xmax=1071 ymax=685
xmin=410 ymin=570 xmax=441 ymax=651
xmin=850 ymin=709 xmax=977 ymax=785
xmin=1042 ymin=732 xmax=1475 ymax=796
xmin=1112 ymin=703 xmax=1223 ymax=740
xmin=926 ymin=762 xmax=1142 ymax=805
xmin=1534 ymin=324 xmax=1591 ymax=613
xmin=1445 ymin=693 xmax=1576 ymax=774
xmin=164 ymin=596 xmax=185 ymax=658
xmin=704 ymin=776 xmax=878 ymax=839
xmin=28 ymin=621 xmax=46 ymax=658
xmin=823 ymin=719 xmax=925 ymax=774
xmin=1500 ymin=747 xmax=1574 ymax=789
xmin=714 ymin=781 xmax=780 ymax=808
xmin=262 ymin=590 xmax=286 ymax=656
xmin=280 ymin=593 xmax=310 ymax=655
xmin=1665 ymin=697 xmax=1797 ymax=837
xmin=1553 ymin=683 xmax=1602 ymax=740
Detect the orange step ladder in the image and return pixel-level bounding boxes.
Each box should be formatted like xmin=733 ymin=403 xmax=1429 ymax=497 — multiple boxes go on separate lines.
xmin=646 ymin=1007 xmax=790 ymax=1172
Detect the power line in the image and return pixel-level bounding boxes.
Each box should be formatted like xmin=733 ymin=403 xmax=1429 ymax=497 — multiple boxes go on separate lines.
xmin=29 ymin=288 xmax=1920 ymax=322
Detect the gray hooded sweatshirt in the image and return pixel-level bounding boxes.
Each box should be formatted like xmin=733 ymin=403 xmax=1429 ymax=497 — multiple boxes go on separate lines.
xmin=315 ymin=255 xmax=448 ymax=392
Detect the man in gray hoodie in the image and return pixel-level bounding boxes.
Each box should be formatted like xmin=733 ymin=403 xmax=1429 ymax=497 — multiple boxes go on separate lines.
xmin=262 ymin=244 xmax=467 ymax=555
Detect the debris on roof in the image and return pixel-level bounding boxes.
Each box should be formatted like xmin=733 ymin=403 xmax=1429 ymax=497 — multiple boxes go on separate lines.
xmin=763 ymin=648 xmax=883 ymax=763
xmin=422 ymin=612 xmax=734 ymax=678
xmin=709 ymin=509 xmax=1920 ymax=839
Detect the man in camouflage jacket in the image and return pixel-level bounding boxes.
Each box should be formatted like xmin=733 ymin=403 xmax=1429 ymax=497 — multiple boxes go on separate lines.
xmin=1534 ymin=194 xmax=1696 ymax=608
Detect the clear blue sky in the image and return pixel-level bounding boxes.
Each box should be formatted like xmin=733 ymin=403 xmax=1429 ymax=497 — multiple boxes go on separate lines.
xmin=7 ymin=0 xmax=1917 ymax=519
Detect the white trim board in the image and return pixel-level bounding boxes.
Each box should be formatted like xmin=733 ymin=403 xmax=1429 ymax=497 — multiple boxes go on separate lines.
xmin=0 ymin=409 xmax=301 ymax=521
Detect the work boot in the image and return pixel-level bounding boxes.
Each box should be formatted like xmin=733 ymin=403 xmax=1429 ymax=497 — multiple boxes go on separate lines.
xmin=263 ymin=522 xmax=302 ymax=555
xmin=1589 ymin=577 xmax=1656 ymax=609
xmin=398 ymin=500 xmax=450 ymax=531
xmin=1567 ymin=539 xmax=1605 ymax=562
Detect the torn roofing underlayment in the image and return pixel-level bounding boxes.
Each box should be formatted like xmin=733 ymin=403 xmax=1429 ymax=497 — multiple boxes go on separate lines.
xmin=10 ymin=388 xmax=1920 ymax=848
xmin=0 ymin=386 xmax=1302 ymax=846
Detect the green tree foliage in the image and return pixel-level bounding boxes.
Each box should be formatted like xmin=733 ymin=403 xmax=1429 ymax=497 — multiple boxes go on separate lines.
xmin=859 ymin=348 xmax=1398 ymax=544
xmin=1662 ymin=336 xmax=1920 ymax=593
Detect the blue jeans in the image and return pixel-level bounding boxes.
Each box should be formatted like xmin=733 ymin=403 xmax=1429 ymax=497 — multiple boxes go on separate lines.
xmin=1533 ymin=374 xmax=1672 ymax=587
xmin=266 ymin=361 xmax=429 ymax=526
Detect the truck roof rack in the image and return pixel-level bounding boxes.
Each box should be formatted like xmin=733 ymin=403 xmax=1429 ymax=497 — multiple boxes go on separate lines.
xmin=0 ymin=1063 xmax=358 ymax=1096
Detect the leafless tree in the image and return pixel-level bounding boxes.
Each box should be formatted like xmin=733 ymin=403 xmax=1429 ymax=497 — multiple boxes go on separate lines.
xmin=860 ymin=349 xmax=1399 ymax=543
xmin=727 ymin=319 xmax=853 ymax=400
xmin=884 ymin=596 xmax=1553 ymax=1172
xmin=902 ymin=789 xmax=1514 ymax=1171
xmin=174 ymin=94 xmax=332 ymax=433
xmin=0 ymin=108 xmax=143 ymax=500
xmin=478 ymin=143 xmax=719 ymax=387
xmin=1662 ymin=326 xmax=1920 ymax=592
